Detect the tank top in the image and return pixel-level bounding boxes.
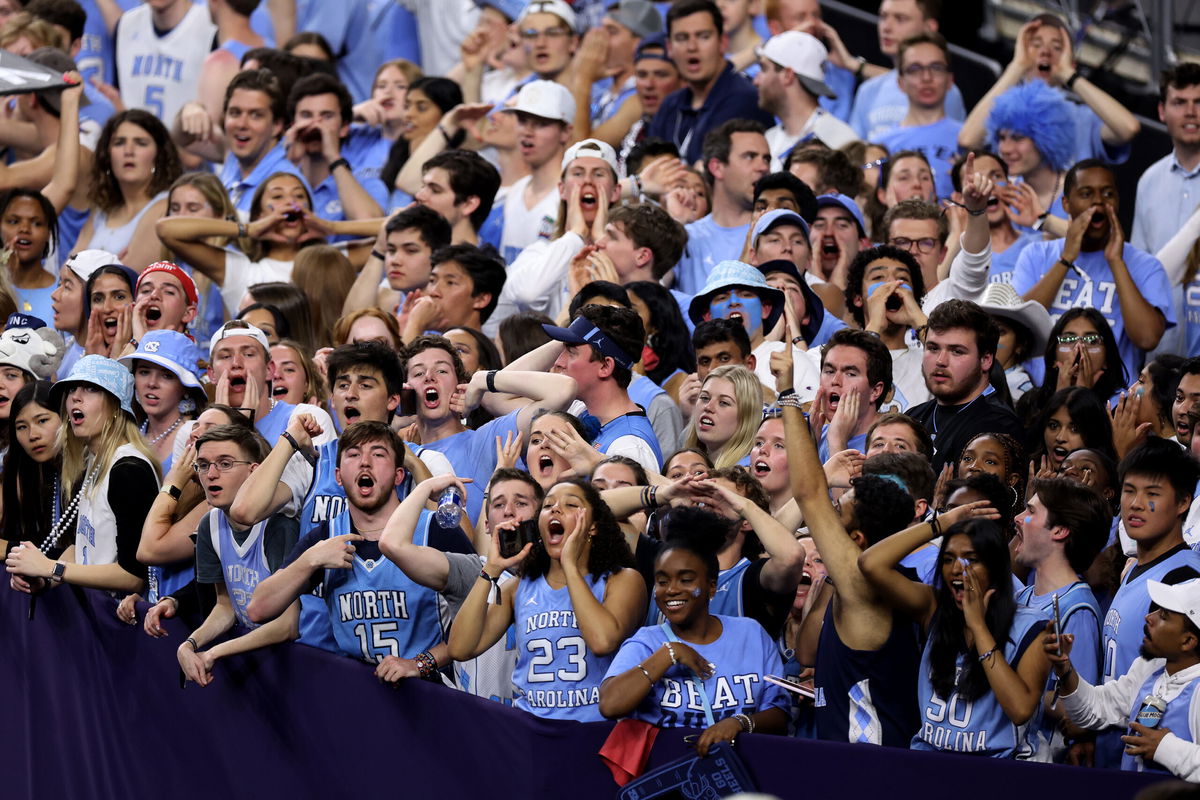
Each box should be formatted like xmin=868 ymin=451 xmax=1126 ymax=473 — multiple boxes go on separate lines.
xmin=75 ymin=442 xmax=158 ymax=567
xmin=911 ymin=605 xmax=1049 ymax=758
xmin=1123 ymin=665 xmax=1200 ymax=774
xmin=512 ymin=572 xmax=613 ymax=721
xmin=84 ymin=191 xmax=167 ymax=256
xmin=208 ymin=509 xmax=271 ymax=629
xmin=814 ymin=601 xmax=921 ymax=746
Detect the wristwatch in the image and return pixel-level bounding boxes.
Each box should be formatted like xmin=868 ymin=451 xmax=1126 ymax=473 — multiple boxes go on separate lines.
xmin=161 ymin=484 xmax=182 ymax=501
xmin=50 ymin=561 xmax=66 ymax=583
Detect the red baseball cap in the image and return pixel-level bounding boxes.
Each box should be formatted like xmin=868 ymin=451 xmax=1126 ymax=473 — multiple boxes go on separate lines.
xmin=137 ymin=261 xmax=198 ymax=305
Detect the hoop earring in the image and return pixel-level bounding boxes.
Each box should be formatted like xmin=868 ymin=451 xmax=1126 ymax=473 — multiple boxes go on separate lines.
xmin=1011 ymin=485 xmax=1020 ymax=509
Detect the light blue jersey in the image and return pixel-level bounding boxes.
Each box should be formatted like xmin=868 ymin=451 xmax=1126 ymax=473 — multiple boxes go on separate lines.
xmin=912 ymin=605 xmax=1049 ymax=758
xmin=512 ymin=572 xmax=613 ymax=721
xmin=300 ymin=439 xmax=424 ymax=535
xmin=675 ymin=216 xmax=750 ymax=296
xmin=1104 ymin=547 xmax=1200 ymax=683
xmin=421 ymin=411 xmax=520 ymax=522
xmin=322 ymin=510 xmax=449 ymax=663
xmin=648 ymin=558 xmax=753 ymax=627
xmin=1123 ymin=666 xmax=1200 ymax=774
xmin=209 ymin=510 xmax=272 ymax=628
xmin=605 ymin=616 xmax=789 ymax=728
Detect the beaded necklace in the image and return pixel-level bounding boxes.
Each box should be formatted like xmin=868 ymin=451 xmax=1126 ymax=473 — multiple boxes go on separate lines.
xmin=140 ymin=415 xmax=183 ymax=447
xmin=36 ymin=459 xmax=101 ymax=555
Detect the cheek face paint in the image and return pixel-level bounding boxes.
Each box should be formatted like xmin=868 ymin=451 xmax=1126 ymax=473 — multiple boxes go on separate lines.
xmin=710 ymin=292 xmax=764 ymax=336
xmin=690 ymin=587 xmax=702 ymax=597
xmin=1024 ymin=515 xmax=1033 ymax=526
xmin=1149 ymin=501 xmax=1156 ymax=512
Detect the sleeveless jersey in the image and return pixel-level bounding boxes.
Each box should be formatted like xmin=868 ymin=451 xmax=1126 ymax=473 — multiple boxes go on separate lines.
xmin=115 ymin=4 xmax=216 ymax=125
xmin=85 ymin=191 xmax=168 ymax=256
xmin=1123 ymin=666 xmax=1200 ymax=774
xmin=1104 ymin=548 xmax=1200 ymax=682
xmin=512 ymin=572 xmax=613 ymax=721
xmin=76 ymin=443 xmax=158 ymax=567
xmin=299 ymin=439 xmax=419 ymax=536
xmin=814 ymin=601 xmax=921 ymax=746
xmin=911 ymin=605 xmax=1049 ymax=758
xmin=208 ymin=509 xmax=271 ymax=629
xmin=647 ymin=557 xmax=753 ymax=627
xmin=322 ymin=511 xmax=449 ymax=663
xmin=604 ymin=615 xmax=790 ymax=728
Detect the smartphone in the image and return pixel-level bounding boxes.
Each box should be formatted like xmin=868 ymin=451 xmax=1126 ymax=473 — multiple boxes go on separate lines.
xmin=1052 ymin=593 xmax=1063 ymax=656
xmin=765 ymin=675 xmax=816 ymax=699
xmin=500 ymin=519 xmax=539 ymax=559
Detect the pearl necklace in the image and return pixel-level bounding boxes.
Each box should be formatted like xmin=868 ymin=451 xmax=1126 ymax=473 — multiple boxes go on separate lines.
xmin=141 ymin=416 xmax=183 ymax=446
xmin=37 ymin=460 xmax=102 ymax=555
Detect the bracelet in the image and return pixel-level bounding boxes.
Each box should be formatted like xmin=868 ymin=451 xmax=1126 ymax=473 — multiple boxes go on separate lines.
xmin=414 ymin=649 xmax=438 ymax=679
xmin=733 ymin=713 xmax=755 ymax=734
xmin=637 ymin=664 xmax=655 ymax=686
xmin=329 ymin=157 xmax=351 ymax=173
xmin=978 ymin=647 xmax=997 ymax=664
xmin=237 ymin=222 xmax=248 ymax=239
xmin=370 ymin=249 xmax=385 ymax=262
xmin=776 ymin=388 xmax=795 ymax=399
xmin=966 ymin=206 xmax=987 ymax=216
xmin=437 ymin=124 xmax=451 ymax=140
xmin=128 ymin=338 xmax=138 ymax=349
xmin=665 ymin=641 xmax=678 ymax=666
xmin=186 ymin=637 xmax=199 ymax=652
xmin=777 ymin=393 xmax=803 ymax=409
xmin=641 ymin=486 xmax=651 ymax=509
xmin=1032 ymin=211 xmax=1050 ymax=231
xmin=854 ymin=55 xmax=867 ymax=81
xmin=629 ymin=173 xmax=643 ymax=199
xmin=1065 ymin=71 xmax=1082 ymax=91
xmin=648 ymin=485 xmax=659 ymax=508
xmin=1057 ymin=257 xmax=1076 ymax=272
xmin=486 ymin=370 xmax=499 ymax=393
xmin=281 ymin=431 xmax=303 ymax=453
xmin=478 ymin=568 xmax=502 ymax=604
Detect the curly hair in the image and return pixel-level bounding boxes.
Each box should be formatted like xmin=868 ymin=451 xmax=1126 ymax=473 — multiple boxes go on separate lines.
xmin=521 ymin=478 xmax=635 ymax=580
xmin=89 ymin=110 xmax=182 ymax=214
xmin=960 ymin=431 xmax=1026 ymax=513
xmin=985 ymin=81 xmax=1077 ymax=173
xmin=848 ymin=474 xmax=915 ymax=546
xmin=657 ymin=505 xmax=730 ymax=586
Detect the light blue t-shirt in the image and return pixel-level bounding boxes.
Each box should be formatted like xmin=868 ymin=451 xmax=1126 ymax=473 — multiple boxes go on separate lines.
xmin=420 ymin=411 xmax=520 ymax=522
xmin=876 ymin=117 xmax=962 ymax=200
xmin=850 ymin=70 xmax=967 ymax=142
xmin=676 ymin=215 xmax=750 ymax=296
xmin=310 ymin=126 xmax=391 ymax=221
xmin=1011 ymin=240 xmax=1175 ymax=379
xmin=987 ymin=231 xmax=1042 ymax=287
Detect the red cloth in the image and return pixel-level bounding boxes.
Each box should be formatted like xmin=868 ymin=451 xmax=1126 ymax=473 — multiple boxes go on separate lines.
xmin=599 ymin=718 xmax=659 ymax=786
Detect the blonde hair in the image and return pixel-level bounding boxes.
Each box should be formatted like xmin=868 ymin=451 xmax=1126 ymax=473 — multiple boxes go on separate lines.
xmin=60 ymin=391 xmax=161 ymax=501
xmin=372 ymin=59 xmax=422 ymax=89
xmin=0 ymin=13 xmax=68 ymax=51
xmin=292 ymin=244 xmax=356 ymax=347
xmin=682 ymin=364 xmax=763 ymax=470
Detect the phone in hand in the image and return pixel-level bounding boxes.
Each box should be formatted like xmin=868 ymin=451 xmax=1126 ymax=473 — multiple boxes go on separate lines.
xmin=499 ymin=519 xmax=539 ymax=559
xmin=1052 ymin=593 xmax=1063 ymax=656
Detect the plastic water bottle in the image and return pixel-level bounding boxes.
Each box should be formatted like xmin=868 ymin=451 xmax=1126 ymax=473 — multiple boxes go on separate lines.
xmin=435 ymin=487 xmax=464 ymax=527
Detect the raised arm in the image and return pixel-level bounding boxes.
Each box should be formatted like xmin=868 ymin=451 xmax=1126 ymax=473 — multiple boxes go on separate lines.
xmin=462 ymin=367 xmax=577 ymax=437
xmin=378 ymin=474 xmax=467 ymax=591
xmin=445 ymin=533 xmax=525 ymax=660
xmin=957 ymin=24 xmax=1034 ymax=150
xmin=41 ymin=76 xmax=83 ymax=213
xmin=707 ymin=481 xmax=803 ymax=595
xmin=560 ymin=521 xmax=647 ymax=655
xmin=138 ymin=452 xmax=210 ymax=564
xmin=155 ymin=216 xmax=238 ymax=285
xmin=228 ymin=414 xmax=318 ymax=527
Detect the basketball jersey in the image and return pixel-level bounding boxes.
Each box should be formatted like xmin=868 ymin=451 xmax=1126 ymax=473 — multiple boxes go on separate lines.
xmin=115 ymin=4 xmax=216 ymax=125
xmin=911 ymin=605 xmax=1049 ymax=758
xmin=76 ymin=444 xmax=158 ymax=567
xmin=647 ymin=558 xmax=753 ymax=627
xmin=1104 ymin=548 xmax=1200 ymax=682
xmin=512 ymin=572 xmax=613 ymax=721
xmin=299 ymin=439 xmax=420 ymax=536
xmin=322 ymin=511 xmax=449 ymax=663
xmin=208 ymin=509 xmax=271 ymax=629
xmin=1123 ymin=666 xmax=1200 ymax=774
xmin=590 ymin=411 xmax=663 ymax=470
xmin=814 ymin=602 xmax=921 ymax=747
xmin=603 ymin=615 xmax=790 ymax=728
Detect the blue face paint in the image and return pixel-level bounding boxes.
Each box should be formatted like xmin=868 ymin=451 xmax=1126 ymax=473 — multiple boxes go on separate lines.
xmin=865 ymin=281 xmax=913 ymax=299
xmin=710 ymin=290 xmax=764 ymax=336
xmin=1024 ymin=515 xmax=1033 ymax=526
xmin=690 ymin=587 xmax=702 ymax=597
xmin=1149 ymin=501 xmax=1156 ymax=512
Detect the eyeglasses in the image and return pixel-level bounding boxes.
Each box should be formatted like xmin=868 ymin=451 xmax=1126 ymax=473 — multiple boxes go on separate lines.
xmin=193 ymin=458 xmax=253 ymax=473
xmin=902 ymin=63 xmax=950 ymax=77
xmin=889 ymin=236 xmax=940 ymax=254
xmin=1056 ymin=334 xmax=1104 ymax=351
xmin=520 ymin=27 xmax=571 ymax=41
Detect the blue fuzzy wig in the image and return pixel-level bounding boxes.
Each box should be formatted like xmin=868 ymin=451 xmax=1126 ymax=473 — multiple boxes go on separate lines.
xmin=985 ymin=81 xmax=1077 ymax=173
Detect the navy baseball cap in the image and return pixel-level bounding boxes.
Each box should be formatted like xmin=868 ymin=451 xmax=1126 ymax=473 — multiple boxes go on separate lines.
xmin=5 ymin=312 xmax=47 ymax=330
xmin=542 ymin=315 xmax=635 ymax=371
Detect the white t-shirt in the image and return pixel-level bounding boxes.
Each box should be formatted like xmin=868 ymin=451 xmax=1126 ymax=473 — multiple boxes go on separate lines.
xmin=220 ymin=250 xmax=294 ymax=315
xmin=752 ymin=340 xmax=822 ymax=402
xmin=500 ymin=175 xmax=559 ymax=264
xmin=889 ymin=343 xmax=930 ymax=412
xmin=765 ymin=110 xmax=860 ymax=171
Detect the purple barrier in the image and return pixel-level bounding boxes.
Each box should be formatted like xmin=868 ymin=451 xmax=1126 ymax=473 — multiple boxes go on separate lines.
xmin=0 ymin=587 xmax=1168 ymax=799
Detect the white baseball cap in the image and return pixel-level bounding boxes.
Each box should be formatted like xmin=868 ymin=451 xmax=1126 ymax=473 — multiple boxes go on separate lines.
xmin=501 ymin=79 xmax=576 ymax=124
xmin=561 ymin=138 xmax=620 ymax=177
xmin=64 ymin=249 xmax=122 ymax=282
xmin=208 ymin=321 xmax=270 ymax=358
xmin=518 ymin=0 xmax=578 ymax=33
xmin=756 ymin=31 xmax=836 ymax=99
xmin=1149 ymin=579 xmax=1200 ymax=627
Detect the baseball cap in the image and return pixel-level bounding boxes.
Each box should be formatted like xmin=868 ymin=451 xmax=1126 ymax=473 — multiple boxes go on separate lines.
xmin=561 ymin=138 xmax=620 ymax=176
xmin=63 ymin=249 xmax=122 ymax=282
xmin=542 ymin=315 xmax=635 ymax=371
xmin=136 ymin=261 xmax=199 ymax=306
xmin=500 ymin=80 xmax=575 ymax=124
xmin=1149 ymin=579 xmax=1200 ymax=628
xmin=634 ymin=33 xmax=672 ymax=64
xmin=756 ymin=31 xmax=836 ymax=99
xmin=209 ymin=321 xmax=270 ymax=359
xmin=607 ymin=0 xmax=662 ymax=38
xmin=816 ymin=194 xmax=868 ymax=239
xmin=518 ymin=0 xmax=578 ymax=33
xmin=752 ymin=208 xmax=810 ymax=243
xmin=49 ymin=355 xmax=135 ymax=416
xmin=24 ymin=48 xmax=90 ymax=114
xmin=5 ymin=312 xmax=47 ymax=331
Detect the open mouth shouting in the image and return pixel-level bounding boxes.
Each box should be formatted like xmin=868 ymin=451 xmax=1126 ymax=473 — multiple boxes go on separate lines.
xmin=354 ymin=472 xmax=377 ymax=498
xmin=342 ymin=404 xmax=362 ymax=422
xmin=826 ymin=392 xmax=842 ymax=412
xmin=145 ymin=305 xmax=162 ymax=323
xmin=536 ymin=453 xmax=556 ymax=477
xmin=1050 ymin=446 xmax=1070 ymax=464
xmin=9 ymin=235 xmax=34 ymax=256
xmin=579 ymin=184 xmax=598 ymax=211
xmin=272 ymin=382 xmax=289 ymax=398
xmin=422 ymin=386 xmax=440 ymax=410
xmin=102 ymin=315 xmax=119 ymax=338
xmin=69 ymin=407 xmax=87 ymax=426
xmin=545 ymin=517 xmax=566 ymax=546
xmin=752 ymin=457 xmax=771 ymax=480
xmin=697 ymin=414 xmax=715 ymax=432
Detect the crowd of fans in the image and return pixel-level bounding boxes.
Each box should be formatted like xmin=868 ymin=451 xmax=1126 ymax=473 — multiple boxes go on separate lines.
xmin=4 ymin=0 xmax=1200 ymax=782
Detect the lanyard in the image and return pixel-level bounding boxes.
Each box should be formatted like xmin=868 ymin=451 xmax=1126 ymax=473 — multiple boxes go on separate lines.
xmin=661 ymin=622 xmax=716 ymax=727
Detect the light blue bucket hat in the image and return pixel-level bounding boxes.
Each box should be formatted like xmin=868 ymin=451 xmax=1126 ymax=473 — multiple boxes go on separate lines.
xmin=49 ymin=354 xmax=135 ymax=417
